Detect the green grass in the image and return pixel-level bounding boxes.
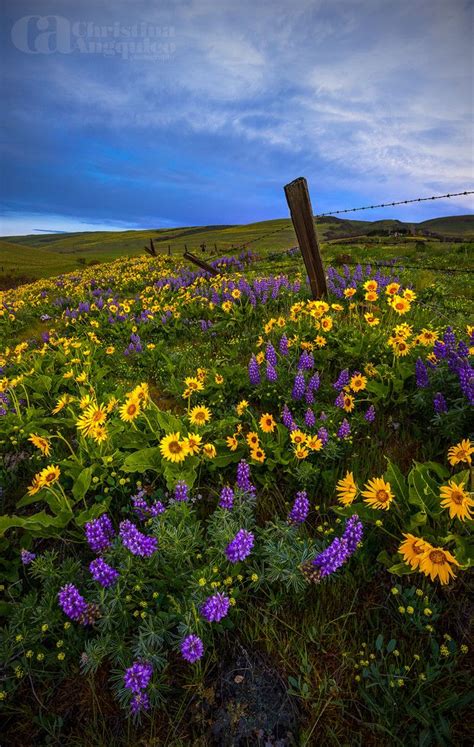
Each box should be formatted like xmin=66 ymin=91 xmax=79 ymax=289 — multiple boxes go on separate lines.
xmin=0 ymin=240 xmax=79 ymax=279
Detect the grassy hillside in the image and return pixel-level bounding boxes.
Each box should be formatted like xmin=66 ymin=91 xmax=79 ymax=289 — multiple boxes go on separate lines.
xmin=1 ymin=214 xmax=472 ymax=285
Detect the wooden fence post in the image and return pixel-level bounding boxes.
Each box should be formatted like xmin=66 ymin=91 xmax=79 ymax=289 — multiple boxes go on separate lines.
xmin=284 ymin=177 xmax=327 ymax=299
xmin=183 ymin=249 xmax=219 ymax=276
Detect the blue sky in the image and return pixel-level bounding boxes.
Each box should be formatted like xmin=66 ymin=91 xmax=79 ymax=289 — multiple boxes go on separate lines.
xmin=1 ymin=0 xmax=473 ymax=236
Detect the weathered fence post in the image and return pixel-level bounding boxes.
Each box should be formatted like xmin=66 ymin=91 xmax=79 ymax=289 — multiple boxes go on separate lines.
xmin=284 ymin=177 xmax=327 ymax=299
xmin=183 ymin=249 xmax=219 ymax=276
xmin=144 ymin=238 xmax=157 ymax=257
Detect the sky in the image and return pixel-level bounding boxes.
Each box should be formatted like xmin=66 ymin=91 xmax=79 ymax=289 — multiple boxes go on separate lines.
xmin=0 ymin=0 xmax=473 ymax=236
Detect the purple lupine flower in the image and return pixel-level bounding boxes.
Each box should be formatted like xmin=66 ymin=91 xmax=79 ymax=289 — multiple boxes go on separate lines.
xmin=225 ymin=529 xmax=254 ymax=563
xmin=181 ymin=634 xmax=204 ymax=663
xmin=304 ymin=408 xmax=316 ymax=428
xmin=279 ymin=334 xmax=289 ymax=356
xmin=334 ymin=391 xmax=345 ymax=408
xmin=365 ymin=405 xmax=376 ymax=422
xmin=292 ymin=370 xmax=306 ymax=400
xmin=174 ymin=481 xmax=189 ymax=502
xmin=266 ymin=343 xmax=278 ymax=367
xmin=124 ymin=661 xmax=153 ymax=694
xmin=415 ymin=358 xmax=429 ymax=388
xmin=337 ymin=419 xmax=351 ymax=439
xmin=342 ymin=514 xmax=363 ymax=554
xmin=288 ymin=491 xmax=310 ymax=524
xmin=282 ymin=404 xmax=294 ymax=429
xmin=149 ymin=500 xmax=165 ymax=517
xmin=219 ymin=486 xmax=234 ymax=509
xmin=89 ymin=558 xmax=119 ymax=588
xmin=58 ymin=584 xmax=88 ymax=622
xmin=317 ymin=426 xmax=329 ymax=445
xmin=433 ymin=392 xmax=447 ymax=414
xmin=85 ymin=514 xmax=115 ymax=554
xmin=307 ymin=372 xmax=320 ymax=393
xmin=266 ymin=362 xmax=278 ymax=382
xmin=119 ymin=520 xmax=158 ymax=557
xmin=130 ymin=692 xmax=150 ymax=715
xmin=313 ymin=538 xmax=349 ymax=577
xmin=200 ymin=593 xmax=230 ymax=622
xmin=21 ymin=549 xmax=36 ymax=565
xmin=236 ymin=460 xmax=255 ymax=494
xmin=319 ymin=411 xmax=327 ymax=420
xmin=298 ymin=351 xmax=314 ymax=370
xmin=333 ymin=369 xmax=350 ymax=391
xmin=248 ymin=356 xmax=260 ymax=385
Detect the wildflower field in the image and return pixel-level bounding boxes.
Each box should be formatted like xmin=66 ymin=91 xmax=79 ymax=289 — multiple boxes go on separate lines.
xmin=0 ymin=247 xmax=473 ymax=745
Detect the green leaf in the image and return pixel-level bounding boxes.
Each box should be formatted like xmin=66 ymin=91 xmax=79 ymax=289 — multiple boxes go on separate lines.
xmin=75 ymin=502 xmax=109 ymax=527
xmin=384 ymin=459 xmax=409 ymax=506
xmin=388 ymin=561 xmax=413 ymax=576
xmin=386 ymin=639 xmax=397 ymax=653
xmin=0 ymin=510 xmax=72 ymax=537
xmin=72 ymin=467 xmax=93 ymax=502
xmin=154 ymin=409 xmax=183 ymax=434
xmin=375 ymin=634 xmax=384 ymax=651
xmin=121 ymin=447 xmax=162 ymax=473
xmin=408 ymin=463 xmax=442 ymax=517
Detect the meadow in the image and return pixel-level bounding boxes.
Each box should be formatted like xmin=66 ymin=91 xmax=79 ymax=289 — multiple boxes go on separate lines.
xmin=0 ymin=232 xmax=473 ymax=745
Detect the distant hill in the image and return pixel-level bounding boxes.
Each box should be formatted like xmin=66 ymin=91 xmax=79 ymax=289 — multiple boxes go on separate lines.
xmin=1 ymin=214 xmax=472 ymax=282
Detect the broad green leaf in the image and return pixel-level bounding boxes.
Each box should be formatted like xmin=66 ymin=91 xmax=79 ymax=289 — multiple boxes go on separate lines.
xmin=384 ymin=459 xmax=409 ymax=506
xmin=72 ymin=467 xmax=93 ymax=502
xmin=388 ymin=561 xmax=413 ymax=576
xmin=0 ymin=510 xmax=72 ymax=537
xmin=121 ymin=447 xmax=162 ymax=473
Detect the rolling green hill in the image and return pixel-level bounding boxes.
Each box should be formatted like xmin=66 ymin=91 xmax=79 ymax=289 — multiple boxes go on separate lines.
xmin=1 ymin=214 xmax=472 ymax=284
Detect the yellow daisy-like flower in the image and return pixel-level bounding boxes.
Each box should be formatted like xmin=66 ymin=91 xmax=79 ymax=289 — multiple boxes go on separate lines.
xmin=440 ymin=480 xmax=474 ymax=522
xmin=342 ymin=394 xmax=355 ymax=412
xmin=364 ymin=313 xmax=380 ymax=326
xmin=363 ymin=279 xmax=378 ymax=292
xmin=343 ymin=287 xmax=357 ymax=298
xmin=294 ymin=446 xmax=309 ymax=460
xmin=403 ymin=289 xmax=417 ymax=301
xmin=77 ymin=403 xmax=107 ymax=437
xmin=246 ymin=431 xmax=260 ymax=448
xmin=386 ymin=282 xmax=400 ymax=296
xmin=419 ymin=546 xmax=460 ymax=585
xmin=28 ymin=434 xmax=51 ymax=456
xmin=336 ymin=471 xmax=358 ymax=506
xmin=38 ymin=465 xmax=61 ymax=488
xmin=189 ymin=405 xmax=211 ymax=426
xmin=306 ymin=435 xmax=322 ymax=451
xmin=222 ymin=301 xmax=232 ymax=313
xmin=105 ymin=346 xmax=115 ymax=355
xmin=447 ymin=439 xmax=473 ymax=466
xmin=259 ymin=413 xmax=276 ymax=433
xmin=250 ymin=446 xmax=266 ymax=463
xmin=215 ymin=374 xmax=224 ymax=385
xmin=350 ymin=373 xmax=367 ymax=392
xmin=226 ymin=435 xmax=239 ymax=451
xmin=52 ymin=394 xmax=74 ymax=414
xmin=390 ymin=295 xmax=411 ymax=315
xmin=236 ymin=399 xmax=249 ymax=416
xmin=362 ymin=477 xmax=394 ymax=510
xmin=184 ymin=433 xmax=202 ymax=454
xmin=231 ymin=288 xmax=241 ymax=300
xmin=314 ymin=336 xmax=327 ymax=348
xmin=202 ymin=443 xmax=217 ymax=459
xmin=290 ymin=430 xmax=307 ymax=446
xmin=90 ymin=424 xmax=108 ymax=444
xmin=184 ymin=376 xmax=204 ymax=393
xmin=119 ymin=398 xmax=141 ymax=422
xmin=320 ymin=316 xmax=333 ymax=332
xmin=398 ymin=533 xmax=432 ymax=570
xmin=256 ymin=351 xmax=265 ymax=365
xmin=27 ymin=474 xmax=43 ymax=496
xmin=159 ymin=432 xmax=188 ymax=463
xmin=417 ymin=328 xmax=438 ymax=346
xmin=365 ymin=291 xmax=378 ymax=302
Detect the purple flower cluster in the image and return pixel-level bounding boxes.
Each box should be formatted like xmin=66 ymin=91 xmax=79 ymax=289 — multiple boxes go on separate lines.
xmin=219 ymin=486 xmax=234 ymax=510
xmin=225 ymin=529 xmax=254 ymax=563
xmin=317 ymin=426 xmax=329 ymax=445
xmin=433 ymin=392 xmax=448 ymax=414
xmin=333 ymin=369 xmax=350 ymax=391
xmin=312 ymin=515 xmax=363 ymax=578
xmin=266 ymin=362 xmax=278 ymax=382
xmin=288 ymin=491 xmax=310 ymax=524
xmin=248 ymin=356 xmax=260 ymax=385
xmin=200 ymin=593 xmax=230 ymax=622
xmin=428 ymin=328 xmax=474 ymax=406
xmin=304 ymin=408 xmax=316 ymax=428
xmin=124 ymin=661 xmax=153 ymax=714
xmin=85 ymin=514 xmax=115 ymax=554
xmin=180 ymin=634 xmax=204 ymax=663
xmin=266 ymin=343 xmax=278 ymax=367
xmin=279 ymin=334 xmax=289 ymax=356
xmin=327 ymin=263 xmax=399 ymax=299
xmin=21 ymin=549 xmax=36 ymax=565
xmin=292 ymin=370 xmax=306 ymax=401
xmin=132 ymin=489 xmax=165 ymax=520
xmin=282 ymin=404 xmax=297 ymax=431
xmin=364 ymin=405 xmax=376 ymax=423
xmin=305 ymin=372 xmax=320 ymax=404
xmin=89 ymin=558 xmax=119 ymax=588
xmin=337 ymin=419 xmax=351 ymax=439
xmin=415 ymin=358 xmax=429 ymax=388
xmin=298 ymin=351 xmax=314 ymax=370
xmin=119 ymin=520 xmax=158 ymax=557
xmin=124 ymin=332 xmax=143 ymax=356
xmin=236 ymin=460 xmax=255 ymax=494
xmin=174 ymin=481 xmax=189 ymax=502
xmin=58 ymin=583 xmax=88 ymax=622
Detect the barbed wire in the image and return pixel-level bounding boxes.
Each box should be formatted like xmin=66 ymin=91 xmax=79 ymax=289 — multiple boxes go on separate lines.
xmin=230 ymin=189 xmax=473 ymax=252
xmin=314 ymin=190 xmax=474 ymax=217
